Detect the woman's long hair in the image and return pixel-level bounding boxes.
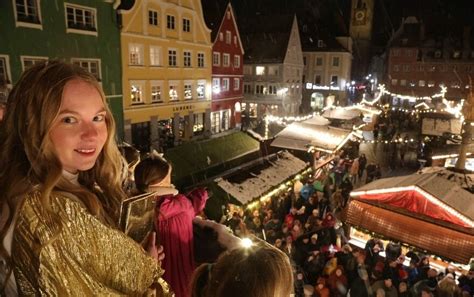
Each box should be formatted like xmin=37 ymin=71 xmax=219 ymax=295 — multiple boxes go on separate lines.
xmin=0 ymin=61 xmax=126 ymax=288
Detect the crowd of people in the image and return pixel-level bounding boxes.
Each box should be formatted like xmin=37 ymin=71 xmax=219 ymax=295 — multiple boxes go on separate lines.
xmin=221 ymin=162 xmax=474 ymax=297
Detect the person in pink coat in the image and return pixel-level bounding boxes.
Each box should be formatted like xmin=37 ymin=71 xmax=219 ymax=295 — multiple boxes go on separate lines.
xmin=135 ymin=152 xmax=208 ymax=297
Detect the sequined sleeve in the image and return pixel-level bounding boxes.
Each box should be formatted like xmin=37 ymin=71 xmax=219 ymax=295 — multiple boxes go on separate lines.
xmin=12 ymin=191 xmax=172 ymax=296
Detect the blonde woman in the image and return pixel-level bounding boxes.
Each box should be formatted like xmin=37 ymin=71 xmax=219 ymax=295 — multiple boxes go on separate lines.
xmin=0 ymin=61 xmax=171 ymax=296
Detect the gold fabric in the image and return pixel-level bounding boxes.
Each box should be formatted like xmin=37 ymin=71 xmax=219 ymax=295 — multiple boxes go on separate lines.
xmin=12 ymin=191 xmax=172 ymax=296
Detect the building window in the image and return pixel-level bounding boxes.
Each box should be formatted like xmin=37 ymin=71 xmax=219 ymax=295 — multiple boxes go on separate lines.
xmin=197 ymin=53 xmax=204 ymax=68
xmin=403 ymin=65 xmax=410 ymax=72
xmin=182 ymin=18 xmax=191 ymax=32
xmin=148 ymin=10 xmax=158 ymax=26
xmin=234 ymin=36 xmax=237 ymax=46
xmin=212 ymin=52 xmax=220 ymax=66
xmin=211 ymin=112 xmax=220 ymax=134
xmin=392 ymin=49 xmax=400 ymax=56
xmin=268 ymin=85 xmax=277 ymax=94
xmin=255 ymin=84 xmax=264 ymax=94
xmin=150 ymin=46 xmax=161 ymax=66
xmin=65 ymin=4 xmax=96 ymax=32
xmin=72 ymin=59 xmax=101 ymax=81
xmin=151 ymin=84 xmax=162 ymax=103
xmin=330 ymin=75 xmax=338 ymax=85
xmin=427 ymin=81 xmax=435 ymax=88
xmin=256 ymin=66 xmax=265 ymax=75
xmin=219 ymin=32 xmax=223 ymax=41
xmin=332 ymin=57 xmax=340 ymax=67
xmin=316 ymin=57 xmax=322 ymax=66
xmin=244 ymin=84 xmax=252 ymax=94
xmin=405 ymin=49 xmax=412 ymax=57
xmin=130 ymin=82 xmax=144 ymax=104
xmin=418 ymin=65 xmax=425 ymax=72
xmin=222 ymin=78 xmax=229 ymax=91
xmin=197 ymin=80 xmax=206 ymax=99
xmin=184 ymin=83 xmax=192 ymax=100
xmin=400 ymin=79 xmax=406 ymax=86
xmin=223 ymin=53 xmax=230 ymax=67
xmin=314 ymin=75 xmax=321 ymax=85
xmin=183 ymin=51 xmax=191 ymax=67
xmin=168 ymin=49 xmax=177 ymax=67
xmin=167 ymin=15 xmax=175 ymax=30
xmin=168 ymin=82 xmax=178 ymax=101
xmin=393 ymin=65 xmax=400 ymax=72
xmin=234 ymin=55 xmax=240 ymax=68
xmin=0 ymin=57 xmax=10 ymax=84
xmin=193 ymin=113 xmax=204 ymax=135
xmin=234 ymin=78 xmax=240 ymax=91
xmin=317 ymin=40 xmax=324 ymax=48
xmin=129 ymin=44 xmax=144 ymax=65
xmin=21 ymin=56 xmax=47 ymax=71
xmin=225 ymin=31 xmax=231 ymax=44
xmin=16 ymin=0 xmax=40 ymax=24
xmin=419 ymin=80 xmax=425 ymax=87
xmin=212 ymin=78 xmax=220 ymax=93
xmin=243 ymin=66 xmax=252 ymax=75
xmin=391 ymin=79 xmax=398 ymax=86
xmin=268 ymin=66 xmax=278 ymax=76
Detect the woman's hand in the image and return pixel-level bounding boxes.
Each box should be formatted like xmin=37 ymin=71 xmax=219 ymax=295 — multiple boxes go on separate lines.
xmin=146 ymin=232 xmax=165 ymax=262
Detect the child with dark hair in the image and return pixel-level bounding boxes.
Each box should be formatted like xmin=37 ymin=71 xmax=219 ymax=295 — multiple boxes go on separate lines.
xmin=135 ymin=152 xmax=208 ymax=297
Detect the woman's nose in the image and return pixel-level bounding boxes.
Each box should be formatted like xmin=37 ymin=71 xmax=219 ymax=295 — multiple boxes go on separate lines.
xmin=81 ymin=122 xmax=98 ymax=139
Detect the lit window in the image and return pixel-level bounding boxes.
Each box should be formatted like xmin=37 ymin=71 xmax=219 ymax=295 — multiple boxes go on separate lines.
xmin=234 ymin=55 xmax=240 ymax=68
xmin=212 ymin=78 xmax=220 ymax=93
xmin=419 ymin=80 xmax=425 ymax=87
xmin=16 ymin=0 xmax=41 ymax=24
xmin=197 ymin=53 xmax=204 ymax=68
xmin=0 ymin=56 xmax=11 ymax=84
xmin=427 ymin=81 xmax=435 ymax=87
xmin=400 ymin=79 xmax=406 ymax=86
xmin=213 ymin=52 xmax=220 ymax=66
xmin=193 ymin=113 xmax=204 ymax=134
xmin=168 ymin=49 xmax=177 ymax=67
xmin=196 ymin=80 xmax=206 ymax=99
xmin=168 ymin=83 xmax=178 ymax=101
xmin=65 ymin=4 xmax=96 ymax=32
xmin=150 ymin=46 xmax=161 ymax=66
xmin=183 ymin=51 xmax=192 ymax=67
xmin=129 ymin=44 xmax=144 ymax=65
xmin=184 ymin=83 xmax=192 ymax=100
xmin=167 ymin=15 xmax=175 ymax=29
xmin=222 ymin=78 xmax=229 ymax=91
xmin=21 ymin=56 xmax=47 ymax=71
xmin=391 ymin=79 xmax=398 ymax=86
xmin=256 ymin=66 xmax=265 ymax=75
xmin=130 ymin=82 xmax=143 ymax=104
xmin=223 ymin=53 xmax=230 ymax=67
xmin=151 ymin=83 xmax=162 ymax=103
xmin=234 ymin=78 xmax=240 ymax=90
xmin=148 ymin=10 xmax=158 ymax=26
xmin=72 ymin=59 xmax=101 ymax=81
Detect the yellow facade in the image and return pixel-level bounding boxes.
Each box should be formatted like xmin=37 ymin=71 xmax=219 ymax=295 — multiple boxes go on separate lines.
xmin=120 ymin=0 xmax=212 ymax=147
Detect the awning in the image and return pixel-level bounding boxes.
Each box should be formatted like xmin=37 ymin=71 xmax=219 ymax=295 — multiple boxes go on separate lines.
xmin=271 ymin=121 xmax=354 ymax=153
xmin=343 ymin=200 xmax=474 ymax=264
xmin=351 ymin=172 xmax=474 ymax=230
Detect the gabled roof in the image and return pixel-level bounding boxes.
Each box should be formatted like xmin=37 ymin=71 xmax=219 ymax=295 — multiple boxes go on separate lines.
xmin=351 ymin=172 xmax=474 ymax=229
xmin=299 ymin=23 xmax=348 ymax=52
xmin=201 ymin=1 xmax=244 ymax=54
xmin=241 ymin=14 xmax=294 ymax=64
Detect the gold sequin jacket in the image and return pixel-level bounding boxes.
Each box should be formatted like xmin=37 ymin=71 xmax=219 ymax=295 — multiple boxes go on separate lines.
xmin=12 ymin=191 xmax=172 ymax=296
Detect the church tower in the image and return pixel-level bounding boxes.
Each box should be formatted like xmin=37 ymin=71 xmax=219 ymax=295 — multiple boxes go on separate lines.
xmin=349 ymin=0 xmax=374 ymax=79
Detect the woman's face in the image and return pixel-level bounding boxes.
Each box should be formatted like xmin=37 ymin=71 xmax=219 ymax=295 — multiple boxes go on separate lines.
xmin=49 ymin=79 xmax=107 ymax=174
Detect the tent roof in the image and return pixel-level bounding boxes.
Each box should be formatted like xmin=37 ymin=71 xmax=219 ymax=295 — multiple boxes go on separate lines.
xmin=322 ymin=108 xmax=361 ymax=120
xmin=216 ymin=151 xmax=307 ymax=204
xmin=271 ymin=121 xmax=353 ymax=153
xmin=351 ymin=172 xmax=474 ymax=226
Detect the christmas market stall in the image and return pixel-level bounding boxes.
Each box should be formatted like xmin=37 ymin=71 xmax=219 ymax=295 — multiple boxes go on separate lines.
xmin=345 ymin=172 xmax=474 ymax=265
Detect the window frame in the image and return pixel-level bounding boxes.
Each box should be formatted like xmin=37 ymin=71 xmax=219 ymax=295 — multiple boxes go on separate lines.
xmin=182 ymin=18 xmax=191 ymax=32
xmin=148 ymin=9 xmax=158 ymax=26
xmin=129 ymin=43 xmax=144 ymax=66
xmin=168 ymin=49 xmax=177 ymax=67
xmin=184 ymin=81 xmax=193 ymax=100
xmin=222 ymin=53 xmax=230 ymax=67
xmin=166 ymin=14 xmax=175 ymax=30
xmin=233 ymin=78 xmax=240 ymax=91
xmin=234 ymin=55 xmax=240 ymax=68
xmin=212 ymin=52 xmax=220 ymax=66
xmin=183 ymin=50 xmax=192 ymax=67
xmin=196 ymin=79 xmax=206 ymax=99
xmin=130 ymin=80 xmax=145 ymax=105
xmin=149 ymin=45 xmax=162 ymax=66
xmin=64 ymin=3 xmax=97 ymax=36
xmin=0 ymin=55 xmax=12 ymax=86
xmin=71 ymin=58 xmax=101 ymax=81
xmin=222 ymin=78 xmax=229 ymax=91
xmin=197 ymin=52 xmax=205 ymax=68
xmin=150 ymin=80 xmax=164 ymax=103
xmin=168 ymin=80 xmax=179 ymax=101
xmin=13 ymin=0 xmax=43 ymax=29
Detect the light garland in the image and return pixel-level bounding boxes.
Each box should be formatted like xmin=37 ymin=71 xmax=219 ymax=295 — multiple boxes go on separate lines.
xmin=355 ymin=138 xmax=416 ymax=144
xmin=361 ymin=85 xmax=448 ymax=106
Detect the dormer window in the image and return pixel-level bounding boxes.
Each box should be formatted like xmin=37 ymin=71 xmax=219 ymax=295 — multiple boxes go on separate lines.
xmin=317 ymin=40 xmax=324 ymax=48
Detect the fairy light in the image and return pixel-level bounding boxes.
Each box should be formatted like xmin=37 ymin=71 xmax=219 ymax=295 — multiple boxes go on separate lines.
xmin=361 ymin=85 xmax=449 ymax=106
xmin=351 ymin=186 xmax=474 ymax=228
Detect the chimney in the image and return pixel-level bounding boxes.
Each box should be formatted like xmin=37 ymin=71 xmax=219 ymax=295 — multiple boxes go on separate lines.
xmin=463 ymin=26 xmax=471 ymax=50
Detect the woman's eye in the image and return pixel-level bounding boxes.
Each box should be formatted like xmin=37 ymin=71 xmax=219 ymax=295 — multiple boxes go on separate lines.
xmin=62 ymin=117 xmax=77 ymax=124
xmin=94 ymin=114 xmax=105 ymax=122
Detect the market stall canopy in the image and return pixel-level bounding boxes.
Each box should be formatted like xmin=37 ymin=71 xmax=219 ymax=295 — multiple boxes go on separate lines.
xmin=216 ymin=151 xmax=307 ymax=205
xmin=304 ymin=115 xmax=331 ymax=126
xmin=430 ymin=144 xmax=474 ymax=160
xmin=322 ymin=108 xmax=361 ymax=121
xmin=271 ymin=121 xmax=354 ymax=153
xmin=343 ymin=200 xmax=474 ymax=264
xmin=350 ymin=172 xmax=474 ymax=230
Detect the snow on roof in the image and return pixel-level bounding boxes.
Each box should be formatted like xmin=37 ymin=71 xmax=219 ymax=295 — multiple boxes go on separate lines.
xmin=216 ymin=151 xmax=307 ymax=204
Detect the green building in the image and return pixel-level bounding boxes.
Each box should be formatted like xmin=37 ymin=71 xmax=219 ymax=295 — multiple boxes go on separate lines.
xmin=0 ymin=0 xmax=124 ymax=139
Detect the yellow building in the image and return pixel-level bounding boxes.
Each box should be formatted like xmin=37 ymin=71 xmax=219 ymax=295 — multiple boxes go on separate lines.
xmin=118 ymin=0 xmax=212 ymax=152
